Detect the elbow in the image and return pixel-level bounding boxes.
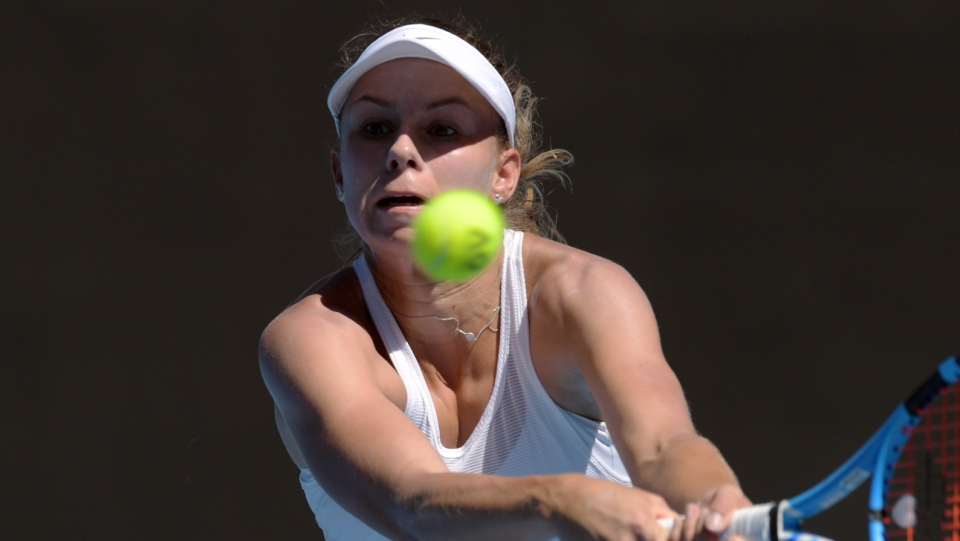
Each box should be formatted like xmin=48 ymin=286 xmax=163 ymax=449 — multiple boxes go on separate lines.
xmin=385 ymin=474 xmax=484 ymax=541
xmin=387 ymin=481 xmax=441 ymax=541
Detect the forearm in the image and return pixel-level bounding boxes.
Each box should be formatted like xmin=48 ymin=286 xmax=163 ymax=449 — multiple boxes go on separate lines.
xmin=392 ymin=471 xmax=568 ymax=540
xmin=632 ymin=432 xmax=740 ymax=510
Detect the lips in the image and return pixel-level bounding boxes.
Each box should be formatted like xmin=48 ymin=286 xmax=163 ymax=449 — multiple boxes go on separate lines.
xmin=376 ymin=194 xmax=425 ymax=208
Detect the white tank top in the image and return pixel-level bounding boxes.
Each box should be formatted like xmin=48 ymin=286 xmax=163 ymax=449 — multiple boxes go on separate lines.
xmin=298 ymin=229 xmax=632 ymax=540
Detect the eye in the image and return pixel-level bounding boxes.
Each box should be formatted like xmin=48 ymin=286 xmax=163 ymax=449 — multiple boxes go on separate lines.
xmin=428 ymin=124 xmax=458 ymax=137
xmin=362 ymin=122 xmax=391 ymax=136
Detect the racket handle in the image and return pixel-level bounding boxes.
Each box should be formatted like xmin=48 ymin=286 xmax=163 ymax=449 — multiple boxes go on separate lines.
xmin=656 ymin=502 xmax=834 ymax=541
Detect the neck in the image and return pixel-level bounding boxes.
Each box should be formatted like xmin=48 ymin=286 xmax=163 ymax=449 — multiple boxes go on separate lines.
xmin=363 ymin=245 xmax=504 ymax=346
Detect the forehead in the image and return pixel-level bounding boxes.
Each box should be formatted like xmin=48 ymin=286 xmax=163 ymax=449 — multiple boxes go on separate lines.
xmin=342 ymin=58 xmax=493 ymax=113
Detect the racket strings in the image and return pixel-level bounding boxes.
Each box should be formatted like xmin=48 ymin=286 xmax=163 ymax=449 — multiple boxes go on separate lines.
xmin=885 ymin=383 xmax=960 ymax=541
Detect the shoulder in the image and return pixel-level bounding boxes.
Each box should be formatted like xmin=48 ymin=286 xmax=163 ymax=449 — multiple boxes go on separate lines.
xmin=259 ymin=266 xmax=375 ymax=384
xmin=518 ymin=233 xmax=668 ymax=422
xmin=521 ymin=233 xmax=646 ymax=319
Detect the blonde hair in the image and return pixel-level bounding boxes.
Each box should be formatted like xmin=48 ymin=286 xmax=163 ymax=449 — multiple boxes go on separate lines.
xmin=333 ymin=16 xmax=572 ymax=258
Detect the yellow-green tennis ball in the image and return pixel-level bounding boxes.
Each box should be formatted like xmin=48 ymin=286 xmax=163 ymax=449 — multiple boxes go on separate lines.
xmin=412 ymin=190 xmax=505 ymax=283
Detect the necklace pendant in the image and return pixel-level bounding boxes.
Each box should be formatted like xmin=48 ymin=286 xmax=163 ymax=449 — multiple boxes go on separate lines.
xmin=392 ymin=305 xmax=500 ymax=343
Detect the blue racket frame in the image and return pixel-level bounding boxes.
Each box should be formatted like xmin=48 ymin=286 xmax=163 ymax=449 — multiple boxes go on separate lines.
xmin=780 ymin=356 xmax=960 ymax=540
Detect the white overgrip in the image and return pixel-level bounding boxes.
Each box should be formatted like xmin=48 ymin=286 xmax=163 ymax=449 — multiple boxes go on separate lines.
xmin=657 ymin=503 xmax=777 ymax=541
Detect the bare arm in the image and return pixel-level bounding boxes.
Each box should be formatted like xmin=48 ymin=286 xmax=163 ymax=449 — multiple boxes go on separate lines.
xmin=260 ymin=298 xmax=678 ymax=540
xmin=531 ymin=253 xmax=751 ymax=529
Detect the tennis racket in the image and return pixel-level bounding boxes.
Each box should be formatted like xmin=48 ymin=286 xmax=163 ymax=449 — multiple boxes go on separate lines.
xmin=659 ymin=355 xmax=960 ymax=541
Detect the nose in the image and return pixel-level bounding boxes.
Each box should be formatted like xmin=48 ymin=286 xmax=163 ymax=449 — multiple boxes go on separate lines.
xmin=386 ymin=133 xmax=424 ymax=173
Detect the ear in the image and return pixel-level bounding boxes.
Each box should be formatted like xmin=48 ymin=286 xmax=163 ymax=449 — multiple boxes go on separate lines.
xmin=492 ymin=146 xmax=521 ymax=201
xmin=331 ymin=149 xmax=343 ymax=193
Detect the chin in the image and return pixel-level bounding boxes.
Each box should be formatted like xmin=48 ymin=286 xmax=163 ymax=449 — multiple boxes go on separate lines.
xmin=362 ymin=226 xmax=415 ymax=255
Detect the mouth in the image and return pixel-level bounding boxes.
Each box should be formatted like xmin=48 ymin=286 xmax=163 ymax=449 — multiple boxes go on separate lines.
xmin=376 ymin=194 xmax=426 ymax=208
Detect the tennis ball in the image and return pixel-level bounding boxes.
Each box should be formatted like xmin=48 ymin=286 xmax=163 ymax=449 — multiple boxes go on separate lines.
xmin=412 ymin=190 xmax=505 ymax=282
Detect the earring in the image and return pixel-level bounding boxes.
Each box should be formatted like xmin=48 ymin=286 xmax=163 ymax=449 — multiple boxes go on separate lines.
xmin=493 ymin=193 xmax=504 ymax=204
xmin=335 ymin=185 xmax=345 ymax=202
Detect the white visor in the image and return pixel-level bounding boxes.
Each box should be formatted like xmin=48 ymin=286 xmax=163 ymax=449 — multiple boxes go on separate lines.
xmin=327 ymin=24 xmax=516 ymax=148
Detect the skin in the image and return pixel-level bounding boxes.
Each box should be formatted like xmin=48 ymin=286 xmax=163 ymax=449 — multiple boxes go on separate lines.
xmin=260 ymin=57 xmax=751 ymax=540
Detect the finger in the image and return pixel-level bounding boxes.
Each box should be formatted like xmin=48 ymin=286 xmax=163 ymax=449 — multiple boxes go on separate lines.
xmin=704 ymin=509 xmax=726 ymax=533
xmin=645 ymin=493 xmax=678 ymax=541
xmin=639 ymin=520 xmax=667 ymax=541
xmin=653 ymin=512 xmax=676 ymax=541
xmin=665 ymin=505 xmax=688 ymax=541
xmin=681 ymin=503 xmax=700 ymax=541
xmin=701 ymin=487 xmax=750 ymax=533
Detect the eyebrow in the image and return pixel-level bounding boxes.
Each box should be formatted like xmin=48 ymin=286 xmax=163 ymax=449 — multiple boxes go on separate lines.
xmin=351 ymin=95 xmax=392 ymax=108
xmin=425 ymin=96 xmax=471 ymax=110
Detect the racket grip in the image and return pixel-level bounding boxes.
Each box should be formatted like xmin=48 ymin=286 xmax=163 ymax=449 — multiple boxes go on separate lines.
xmin=657 ymin=503 xmax=778 ymax=540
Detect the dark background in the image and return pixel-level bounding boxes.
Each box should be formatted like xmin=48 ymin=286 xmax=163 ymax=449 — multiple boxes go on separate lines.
xmin=2 ymin=1 xmax=958 ymax=539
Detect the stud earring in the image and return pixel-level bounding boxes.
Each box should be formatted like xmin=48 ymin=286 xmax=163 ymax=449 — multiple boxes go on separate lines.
xmin=493 ymin=193 xmax=504 ymax=204
xmin=335 ymin=185 xmax=345 ymax=202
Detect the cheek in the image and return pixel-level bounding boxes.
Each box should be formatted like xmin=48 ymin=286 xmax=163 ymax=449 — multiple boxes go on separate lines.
xmin=339 ymin=147 xmax=381 ymax=196
xmin=336 ymin=158 xmax=376 ymax=229
xmin=431 ymin=146 xmax=497 ymax=190
xmin=340 ymin=143 xmax=377 ymax=175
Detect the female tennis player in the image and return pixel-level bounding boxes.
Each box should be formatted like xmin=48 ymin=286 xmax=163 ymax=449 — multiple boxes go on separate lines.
xmin=260 ymin=18 xmax=751 ymax=541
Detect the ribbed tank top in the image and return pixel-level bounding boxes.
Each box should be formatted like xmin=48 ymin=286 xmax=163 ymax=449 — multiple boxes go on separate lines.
xmin=298 ymin=229 xmax=632 ymax=540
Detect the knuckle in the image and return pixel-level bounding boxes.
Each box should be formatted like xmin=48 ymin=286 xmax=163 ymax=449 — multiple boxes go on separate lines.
xmin=649 ymin=493 xmax=668 ymax=507
xmin=627 ymin=508 xmax=648 ymax=525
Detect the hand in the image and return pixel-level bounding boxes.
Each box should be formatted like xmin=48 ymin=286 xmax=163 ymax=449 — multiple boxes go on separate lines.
xmin=697 ymin=484 xmax=753 ymax=541
xmin=552 ymin=474 xmax=681 ymax=541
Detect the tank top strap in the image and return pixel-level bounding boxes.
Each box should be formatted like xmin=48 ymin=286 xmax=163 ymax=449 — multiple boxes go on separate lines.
xmin=499 ymin=230 xmax=634 ymax=486
xmin=351 ymin=256 xmax=432 ymax=433
xmin=501 ymin=229 xmax=526 ymax=334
